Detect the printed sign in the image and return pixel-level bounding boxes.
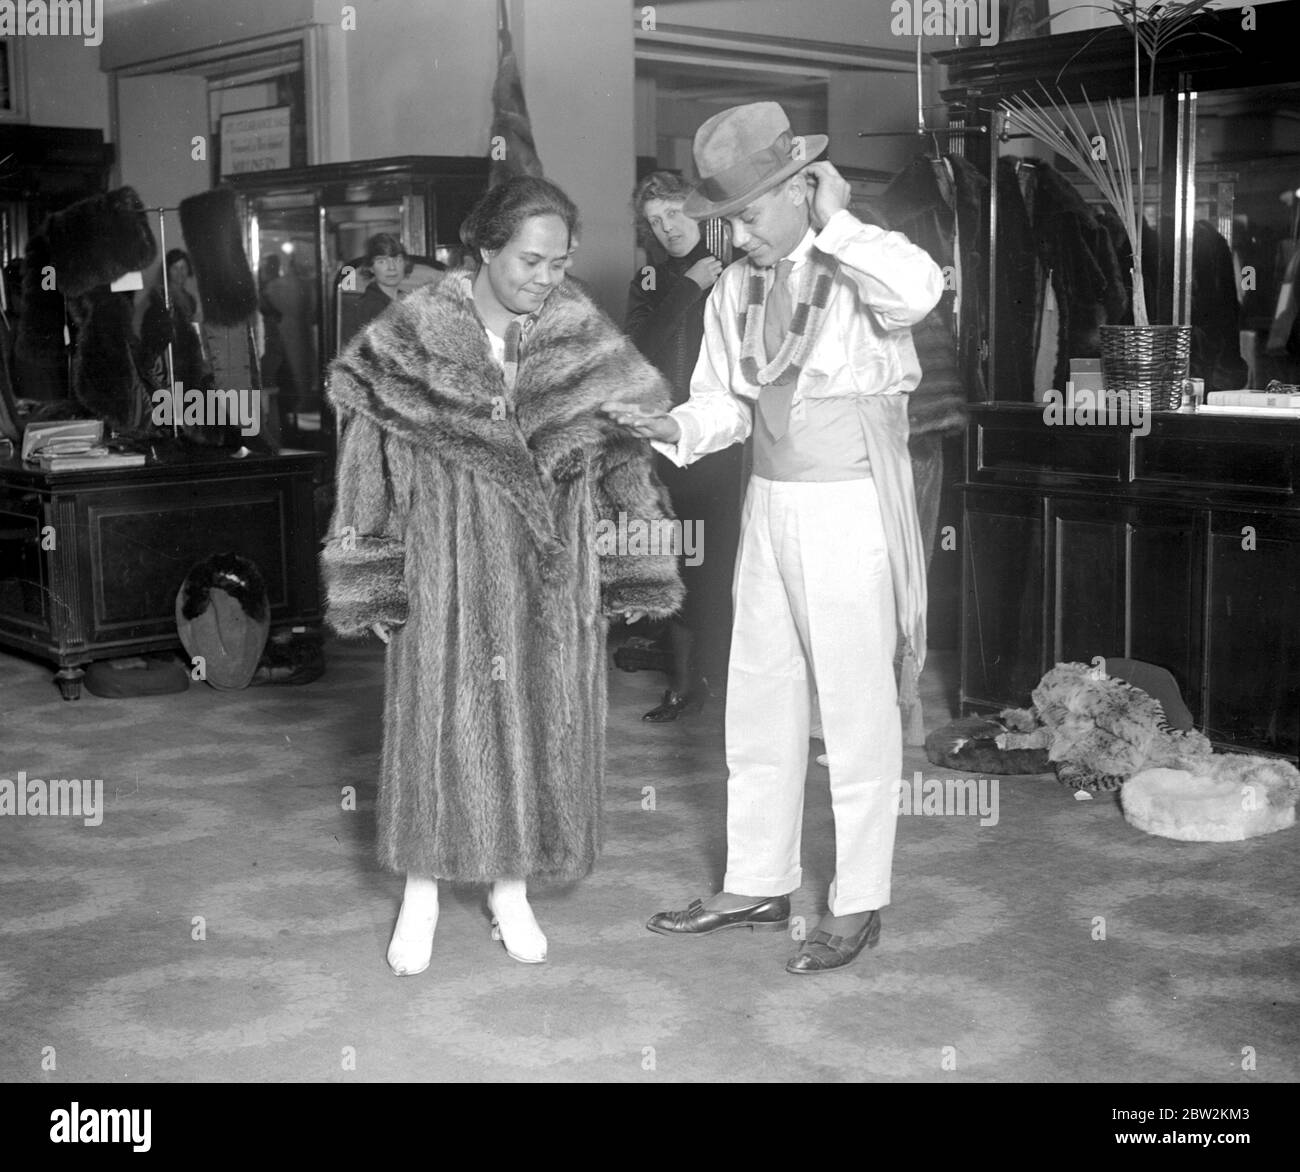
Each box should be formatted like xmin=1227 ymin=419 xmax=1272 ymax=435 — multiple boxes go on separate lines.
xmin=220 ymin=107 xmax=291 ymax=177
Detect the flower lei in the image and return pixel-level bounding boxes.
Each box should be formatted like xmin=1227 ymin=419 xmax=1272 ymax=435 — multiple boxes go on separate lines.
xmin=737 ymin=249 xmax=840 ymax=387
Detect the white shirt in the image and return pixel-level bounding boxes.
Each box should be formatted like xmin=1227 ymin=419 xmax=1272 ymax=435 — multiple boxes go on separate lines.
xmin=654 ymin=209 xmax=943 ymax=467
xmin=484 ymin=325 xmax=508 ymax=369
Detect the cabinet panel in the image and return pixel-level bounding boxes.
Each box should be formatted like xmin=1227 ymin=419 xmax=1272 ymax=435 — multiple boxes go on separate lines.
xmin=0 ymin=453 xmax=325 ymax=691
xmin=1204 ymin=512 xmax=1300 ymax=758
xmin=0 ymin=494 xmax=46 ymax=630
xmin=1051 ymin=501 xmax=1124 ymax=664
xmin=963 ymin=490 xmax=1043 ymax=707
xmin=1126 ymin=507 xmax=1202 ymax=717
xmin=88 ymin=489 xmax=289 ymax=636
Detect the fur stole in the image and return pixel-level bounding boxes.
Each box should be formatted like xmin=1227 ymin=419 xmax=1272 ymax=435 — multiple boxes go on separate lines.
xmin=326 ymin=271 xmax=683 ymax=631
xmin=329 ymin=271 xmax=672 ymax=566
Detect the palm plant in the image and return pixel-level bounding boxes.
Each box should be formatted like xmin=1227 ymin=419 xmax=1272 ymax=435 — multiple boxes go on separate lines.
xmin=1000 ymin=0 xmax=1231 ymax=327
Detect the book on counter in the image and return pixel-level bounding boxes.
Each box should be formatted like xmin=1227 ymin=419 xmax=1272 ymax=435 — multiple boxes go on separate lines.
xmin=36 ymin=450 xmax=146 ymax=472
xmin=20 ymin=419 xmax=147 ymax=471
xmin=1205 ymin=389 xmax=1300 ymax=409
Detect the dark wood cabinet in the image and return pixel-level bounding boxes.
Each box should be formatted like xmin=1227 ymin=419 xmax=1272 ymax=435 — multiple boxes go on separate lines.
xmin=962 ymin=487 xmax=1044 ymax=707
xmin=960 ymin=406 xmax=1300 ymax=763
xmin=0 ymin=449 xmax=325 ymax=698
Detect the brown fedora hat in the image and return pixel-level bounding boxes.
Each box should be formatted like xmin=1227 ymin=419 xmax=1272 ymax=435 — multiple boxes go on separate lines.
xmin=683 ymin=102 xmax=828 ymax=220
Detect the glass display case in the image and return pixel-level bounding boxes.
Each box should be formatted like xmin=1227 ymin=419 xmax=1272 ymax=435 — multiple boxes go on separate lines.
xmin=934 ymin=7 xmax=1300 ymax=762
xmin=935 ymin=6 xmax=1300 ymax=404
xmin=229 ymin=156 xmax=489 ymax=454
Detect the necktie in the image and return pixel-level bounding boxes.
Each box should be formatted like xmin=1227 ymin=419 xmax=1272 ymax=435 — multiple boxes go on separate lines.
xmin=758 ymin=259 xmax=796 ymax=441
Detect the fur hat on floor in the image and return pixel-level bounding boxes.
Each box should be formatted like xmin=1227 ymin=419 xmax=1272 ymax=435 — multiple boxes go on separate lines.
xmin=46 ymin=186 xmax=157 ymax=298
xmin=179 ymin=187 xmax=258 ymax=326
xmin=176 ymin=553 xmax=271 ymax=690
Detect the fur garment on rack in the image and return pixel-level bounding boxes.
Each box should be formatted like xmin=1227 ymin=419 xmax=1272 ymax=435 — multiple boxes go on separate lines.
xmin=179 ymin=187 xmax=258 ymax=326
xmin=67 ymin=289 xmax=147 ymax=427
xmin=46 ymin=186 xmax=157 ymax=298
xmin=14 ymin=234 xmax=67 ymax=366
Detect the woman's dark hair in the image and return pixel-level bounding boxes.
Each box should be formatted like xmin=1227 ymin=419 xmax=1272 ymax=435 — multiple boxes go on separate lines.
xmin=365 ymin=232 xmax=405 ymax=261
xmin=166 ymin=248 xmax=191 ymax=271
xmin=459 ymin=176 xmax=580 ymax=267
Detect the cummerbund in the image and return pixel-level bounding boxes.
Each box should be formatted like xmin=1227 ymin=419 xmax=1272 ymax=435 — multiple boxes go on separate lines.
xmin=751 ymin=394 xmax=874 ymax=482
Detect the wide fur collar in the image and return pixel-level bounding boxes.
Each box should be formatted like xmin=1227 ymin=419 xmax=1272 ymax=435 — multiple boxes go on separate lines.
xmin=328 ymin=269 xmax=670 ymax=555
xmin=330 ymin=269 xmax=667 ymax=470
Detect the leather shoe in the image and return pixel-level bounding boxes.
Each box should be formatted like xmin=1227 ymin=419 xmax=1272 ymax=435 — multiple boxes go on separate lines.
xmin=646 ymin=894 xmax=790 ymax=936
xmin=785 ymin=910 xmax=881 ymax=974
xmin=642 ymin=678 xmax=708 ymax=722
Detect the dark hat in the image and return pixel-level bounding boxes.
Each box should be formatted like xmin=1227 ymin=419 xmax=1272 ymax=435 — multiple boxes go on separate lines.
xmin=175 ymin=553 xmax=270 ymax=690
xmin=682 ymin=101 xmax=828 ymax=220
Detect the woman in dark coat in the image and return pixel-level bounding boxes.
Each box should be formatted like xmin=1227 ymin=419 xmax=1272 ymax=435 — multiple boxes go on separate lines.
xmin=322 ymin=177 xmax=682 ymax=974
xmin=625 ymin=171 xmax=742 ymax=718
xmin=140 ymin=249 xmax=208 ymax=392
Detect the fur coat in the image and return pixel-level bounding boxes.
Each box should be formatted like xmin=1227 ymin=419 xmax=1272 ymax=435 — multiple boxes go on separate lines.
xmin=322 ymin=271 xmax=683 ymax=883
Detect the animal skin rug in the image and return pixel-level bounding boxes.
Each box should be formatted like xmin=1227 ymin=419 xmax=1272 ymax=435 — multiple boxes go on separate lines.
xmin=998 ymin=661 xmax=1213 ymax=792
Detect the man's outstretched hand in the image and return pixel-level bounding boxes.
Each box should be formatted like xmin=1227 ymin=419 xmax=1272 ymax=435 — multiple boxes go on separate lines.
xmin=601 ymin=401 xmax=682 ymax=444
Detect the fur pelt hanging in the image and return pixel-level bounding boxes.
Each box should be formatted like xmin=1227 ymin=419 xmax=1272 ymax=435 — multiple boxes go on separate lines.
xmin=14 ymin=233 xmax=68 ymax=366
xmin=67 ymin=289 xmax=147 ymax=428
xmin=46 ymin=186 xmax=157 ymax=299
xmin=179 ymin=187 xmax=258 ymax=326
xmin=908 ymin=310 xmax=968 ymax=437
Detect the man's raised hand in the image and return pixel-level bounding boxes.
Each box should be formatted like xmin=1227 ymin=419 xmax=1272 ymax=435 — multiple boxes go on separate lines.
xmin=803 ymin=161 xmax=851 ymax=232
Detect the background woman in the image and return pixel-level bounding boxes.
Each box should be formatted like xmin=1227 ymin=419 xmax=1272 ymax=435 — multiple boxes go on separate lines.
xmin=626 ymin=172 xmax=743 ymax=719
xmin=322 ymin=176 xmax=682 ymax=975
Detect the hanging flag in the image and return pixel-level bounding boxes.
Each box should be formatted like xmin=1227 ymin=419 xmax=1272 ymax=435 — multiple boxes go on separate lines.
xmin=489 ymin=0 xmax=543 ymax=186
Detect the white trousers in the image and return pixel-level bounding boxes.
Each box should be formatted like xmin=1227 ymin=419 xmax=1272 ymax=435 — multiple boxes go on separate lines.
xmin=723 ymin=476 xmax=900 ymax=915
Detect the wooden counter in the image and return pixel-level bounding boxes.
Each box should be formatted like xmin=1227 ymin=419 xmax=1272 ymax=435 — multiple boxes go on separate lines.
xmin=0 ymin=448 xmax=325 ymax=698
xmin=960 ymin=405 xmax=1300 ymax=761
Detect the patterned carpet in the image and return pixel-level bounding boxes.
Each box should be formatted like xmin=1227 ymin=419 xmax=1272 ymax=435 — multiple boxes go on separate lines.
xmin=0 ymin=639 xmax=1296 ymax=1083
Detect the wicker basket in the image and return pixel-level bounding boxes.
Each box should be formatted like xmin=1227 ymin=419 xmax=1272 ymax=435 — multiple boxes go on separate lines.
xmin=1099 ymin=325 xmax=1191 ymax=413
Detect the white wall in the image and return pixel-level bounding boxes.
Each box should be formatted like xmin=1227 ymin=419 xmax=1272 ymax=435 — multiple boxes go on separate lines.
xmin=650 ymin=0 xmax=902 ymax=45
xmin=100 ymin=0 xmax=319 ymax=70
xmin=20 ymin=36 xmax=111 ymax=134
xmin=115 ymin=72 xmax=210 ymax=290
xmin=520 ymin=0 xmax=637 ymax=317
xmin=341 ymin=0 xmax=497 ymax=160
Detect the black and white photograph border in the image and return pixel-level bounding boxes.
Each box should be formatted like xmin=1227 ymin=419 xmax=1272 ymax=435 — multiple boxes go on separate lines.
xmin=0 ymin=0 xmax=1296 ymax=1147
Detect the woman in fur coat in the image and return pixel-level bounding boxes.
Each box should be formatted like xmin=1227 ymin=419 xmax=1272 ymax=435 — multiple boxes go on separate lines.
xmin=322 ymin=177 xmax=683 ymax=974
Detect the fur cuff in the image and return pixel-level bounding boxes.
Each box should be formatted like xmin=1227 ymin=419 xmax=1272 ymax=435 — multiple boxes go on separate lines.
xmin=601 ymin=552 xmax=684 ymax=619
xmin=321 ymin=535 xmax=407 ymax=637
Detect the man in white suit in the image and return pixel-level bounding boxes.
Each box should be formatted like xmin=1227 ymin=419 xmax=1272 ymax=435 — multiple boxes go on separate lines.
xmin=604 ymin=102 xmax=942 ymax=974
